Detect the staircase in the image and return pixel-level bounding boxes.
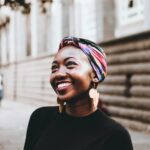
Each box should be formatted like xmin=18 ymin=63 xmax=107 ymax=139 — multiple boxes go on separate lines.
xmin=99 ymin=31 xmax=150 ymax=132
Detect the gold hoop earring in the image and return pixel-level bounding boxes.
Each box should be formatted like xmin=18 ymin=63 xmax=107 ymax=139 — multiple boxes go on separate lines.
xmin=57 ymin=98 xmax=64 ymax=113
xmin=89 ymin=82 xmax=99 ymax=107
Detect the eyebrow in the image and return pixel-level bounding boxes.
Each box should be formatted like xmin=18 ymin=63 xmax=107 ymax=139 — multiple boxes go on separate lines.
xmin=52 ymin=57 xmax=75 ymax=65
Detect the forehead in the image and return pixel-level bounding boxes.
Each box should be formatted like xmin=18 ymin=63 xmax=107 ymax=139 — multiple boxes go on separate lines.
xmin=54 ymin=46 xmax=89 ymax=62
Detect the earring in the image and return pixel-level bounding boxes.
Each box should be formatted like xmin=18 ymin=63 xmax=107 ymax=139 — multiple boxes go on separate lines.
xmin=89 ymin=82 xmax=99 ymax=107
xmin=57 ymin=98 xmax=64 ymax=113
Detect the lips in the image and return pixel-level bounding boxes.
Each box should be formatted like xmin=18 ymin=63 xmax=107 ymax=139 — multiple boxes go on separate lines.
xmin=55 ymin=81 xmax=72 ymax=92
xmin=57 ymin=82 xmax=71 ymax=88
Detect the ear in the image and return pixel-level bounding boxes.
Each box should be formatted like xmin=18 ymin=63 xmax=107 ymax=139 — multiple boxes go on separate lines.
xmin=92 ymin=77 xmax=99 ymax=84
xmin=90 ymin=71 xmax=99 ymax=83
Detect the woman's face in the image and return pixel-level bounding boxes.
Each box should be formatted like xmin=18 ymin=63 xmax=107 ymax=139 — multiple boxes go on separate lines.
xmin=50 ymin=46 xmax=94 ymax=101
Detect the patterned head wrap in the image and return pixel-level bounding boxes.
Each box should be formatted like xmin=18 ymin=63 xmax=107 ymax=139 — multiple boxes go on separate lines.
xmin=58 ymin=36 xmax=107 ymax=82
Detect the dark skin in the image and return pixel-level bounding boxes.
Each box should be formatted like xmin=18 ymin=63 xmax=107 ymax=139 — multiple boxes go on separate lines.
xmin=50 ymin=46 xmax=99 ymax=117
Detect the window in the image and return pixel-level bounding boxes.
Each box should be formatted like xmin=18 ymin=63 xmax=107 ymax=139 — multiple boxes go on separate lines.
xmin=116 ymin=0 xmax=144 ymax=25
xmin=128 ymin=0 xmax=134 ymax=8
xmin=115 ymin=0 xmax=145 ymax=37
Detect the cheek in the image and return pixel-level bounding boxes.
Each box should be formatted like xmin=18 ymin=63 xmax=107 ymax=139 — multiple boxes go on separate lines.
xmin=49 ymin=74 xmax=55 ymax=87
xmin=71 ymin=70 xmax=92 ymax=88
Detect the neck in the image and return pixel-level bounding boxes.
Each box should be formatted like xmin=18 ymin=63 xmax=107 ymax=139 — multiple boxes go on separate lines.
xmin=65 ymin=97 xmax=98 ymax=117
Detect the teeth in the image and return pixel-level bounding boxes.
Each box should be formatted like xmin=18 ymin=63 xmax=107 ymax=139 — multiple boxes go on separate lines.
xmin=57 ymin=83 xmax=71 ymax=88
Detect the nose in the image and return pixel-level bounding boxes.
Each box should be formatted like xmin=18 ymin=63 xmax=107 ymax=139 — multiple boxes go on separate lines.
xmin=54 ymin=66 xmax=67 ymax=79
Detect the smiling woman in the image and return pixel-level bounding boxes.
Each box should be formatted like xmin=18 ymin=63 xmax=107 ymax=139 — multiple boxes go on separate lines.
xmin=23 ymin=36 xmax=133 ymax=150
xmin=50 ymin=46 xmax=94 ymax=109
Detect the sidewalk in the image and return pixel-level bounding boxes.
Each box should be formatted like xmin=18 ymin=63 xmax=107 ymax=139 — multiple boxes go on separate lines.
xmin=0 ymin=99 xmax=150 ymax=150
xmin=0 ymin=99 xmax=38 ymax=150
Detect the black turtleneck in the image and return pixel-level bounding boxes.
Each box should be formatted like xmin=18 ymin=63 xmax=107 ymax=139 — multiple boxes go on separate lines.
xmin=24 ymin=106 xmax=133 ymax=150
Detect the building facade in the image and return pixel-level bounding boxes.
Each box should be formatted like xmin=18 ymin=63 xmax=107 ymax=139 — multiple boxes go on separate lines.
xmin=0 ymin=0 xmax=150 ymax=131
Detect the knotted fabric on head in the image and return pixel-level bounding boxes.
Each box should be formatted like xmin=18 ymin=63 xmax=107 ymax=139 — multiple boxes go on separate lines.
xmin=58 ymin=36 xmax=108 ymax=82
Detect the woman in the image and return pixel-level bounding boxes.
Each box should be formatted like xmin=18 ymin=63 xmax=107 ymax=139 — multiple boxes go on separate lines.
xmin=24 ymin=36 xmax=133 ymax=150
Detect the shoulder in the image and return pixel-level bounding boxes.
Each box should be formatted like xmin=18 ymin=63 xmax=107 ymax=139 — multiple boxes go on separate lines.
xmin=108 ymin=118 xmax=131 ymax=138
xmin=100 ymin=114 xmax=133 ymax=149
xmin=109 ymin=120 xmax=131 ymax=140
xmin=108 ymin=118 xmax=128 ymax=132
xmin=29 ymin=106 xmax=59 ymax=124
xmin=30 ymin=106 xmax=58 ymax=117
xmin=105 ymin=125 xmax=133 ymax=150
xmin=98 ymin=111 xmax=132 ymax=141
xmin=24 ymin=106 xmax=59 ymax=150
xmin=99 ymin=111 xmax=129 ymax=134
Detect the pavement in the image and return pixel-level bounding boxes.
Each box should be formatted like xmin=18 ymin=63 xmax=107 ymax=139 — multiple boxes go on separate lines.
xmin=0 ymin=99 xmax=150 ymax=150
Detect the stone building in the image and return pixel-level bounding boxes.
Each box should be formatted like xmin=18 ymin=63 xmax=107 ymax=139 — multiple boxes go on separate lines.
xmin=0 ymin=0 xmax=150 ymax=132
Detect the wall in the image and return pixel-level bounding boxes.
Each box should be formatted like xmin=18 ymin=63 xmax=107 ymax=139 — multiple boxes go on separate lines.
xmin=1 ymin=31 xmax=150 ymax=132
xmin=99 ymin=31 xmax=150 ymax=132
xmin=2 ymin=54 xmax=57 ymax=106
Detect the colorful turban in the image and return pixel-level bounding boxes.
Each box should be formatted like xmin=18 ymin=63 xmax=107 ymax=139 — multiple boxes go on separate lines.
xmin=58 ymin=36 xmax=108 ymax=82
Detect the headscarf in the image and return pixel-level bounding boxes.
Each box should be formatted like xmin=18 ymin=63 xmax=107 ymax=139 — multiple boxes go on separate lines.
xmin=58 ymin=36 xmax=108 ymax=82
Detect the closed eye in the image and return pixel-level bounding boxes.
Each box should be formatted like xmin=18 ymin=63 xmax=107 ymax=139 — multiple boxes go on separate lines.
xmin=66 ymin=61 xmax=77 ymax=68
xmin=51 ymin=65 xmax=58 ymax=73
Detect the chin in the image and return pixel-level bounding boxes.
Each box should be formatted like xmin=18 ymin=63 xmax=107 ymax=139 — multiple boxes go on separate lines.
xmin=57 ymin=94 xmax=75 ymax=102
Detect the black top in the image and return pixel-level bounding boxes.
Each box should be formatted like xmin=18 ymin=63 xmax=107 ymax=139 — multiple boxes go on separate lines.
xmin=24 ymin=107 xmax=133 ymax=150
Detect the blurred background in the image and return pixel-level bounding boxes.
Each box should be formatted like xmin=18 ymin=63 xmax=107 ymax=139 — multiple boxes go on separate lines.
xmin=0 ymin=0 xmax=150 ymax=149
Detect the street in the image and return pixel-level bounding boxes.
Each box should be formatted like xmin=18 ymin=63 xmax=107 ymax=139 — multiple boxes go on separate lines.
xmin=0 ymin=100 xmax=37 ymax=150
xmin=0 ymin=99 xmax=150 ymax=150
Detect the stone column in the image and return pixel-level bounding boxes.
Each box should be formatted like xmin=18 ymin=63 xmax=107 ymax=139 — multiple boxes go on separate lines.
xmin=69 ymin=0 xmax=103 ymax=43
xmin=9 ymin=10 xmax=16 ymax=62
xmin=1 ymin=28 xmax=7 ymax=64
xmin=0 ymin=7 xmax=14 ymax=63
xmin=49 ymin=0 xmax=63 ymax=53
xmin=95 ymin=0 xmax=103 ymax=42
xmin=15 ymin=11 xmax=27 ymax=60
xmin=46 ymin=4 xmax=52 ymax=53
xmin=30 ymin=0 xmax=38 ymax=57
xmin=102 ymin=0 xmax=116 ymax=40
xmin=37 ymin=8 xmax=48 ymax=54
xmin=61 ymin=0 xmax=71 ymax=36
xmin=144 ymin=0 xmax=150 ymax=30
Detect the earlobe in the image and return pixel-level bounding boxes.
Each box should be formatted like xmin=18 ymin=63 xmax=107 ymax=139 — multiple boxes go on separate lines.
xmin=90 ymin=72 xmax=99 ymax=83
xmin=92 ymin=77 xmax=99 ymax=83
xmin=92 ymin=77 xmax=99 ymax=84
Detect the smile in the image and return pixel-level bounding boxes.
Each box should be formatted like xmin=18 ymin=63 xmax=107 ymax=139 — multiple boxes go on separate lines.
xmin=56 ymin=82 xmax=72 ymax=91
